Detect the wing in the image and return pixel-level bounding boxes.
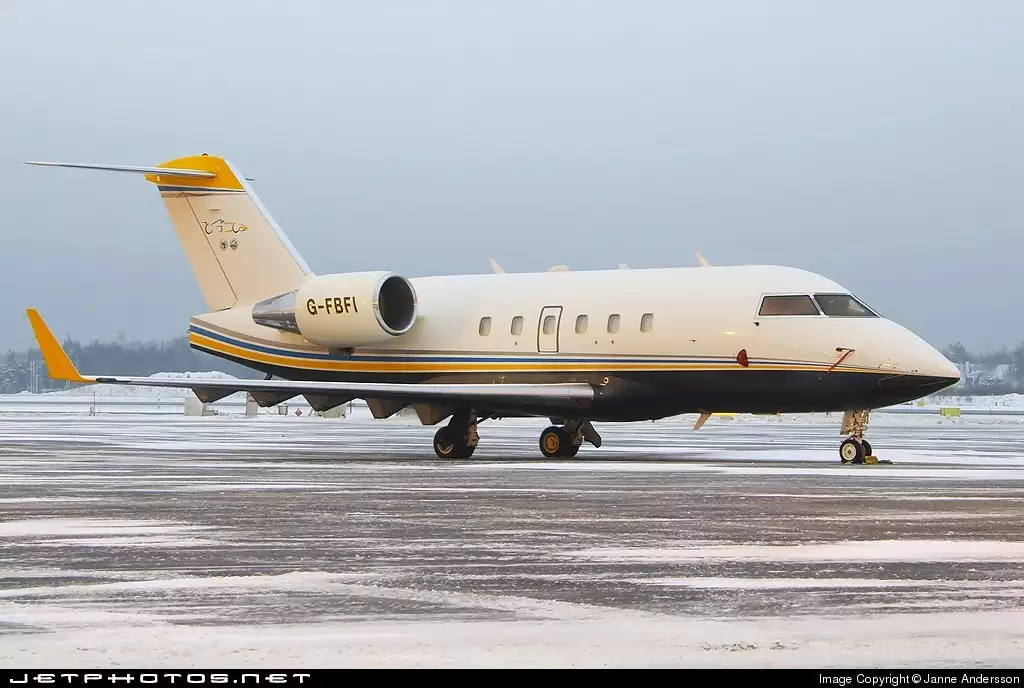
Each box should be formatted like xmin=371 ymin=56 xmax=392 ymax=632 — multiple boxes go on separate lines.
xmin=25 ymin=310 xmax=596 ymax=414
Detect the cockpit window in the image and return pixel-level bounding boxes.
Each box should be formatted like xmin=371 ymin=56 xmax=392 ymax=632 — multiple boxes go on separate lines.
xmin=758 ymin=295 xmax=821 ymax=316
xmin=813 ymin=293 xmax=877 ymax=317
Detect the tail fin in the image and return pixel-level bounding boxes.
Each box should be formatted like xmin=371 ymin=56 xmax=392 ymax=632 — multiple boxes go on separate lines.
xmin=25 ymin=154 xmax=312 ymax=311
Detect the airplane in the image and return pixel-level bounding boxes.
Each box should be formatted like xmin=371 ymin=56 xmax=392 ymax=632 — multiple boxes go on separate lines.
xmin=22 ymin=153 xmax=961 ymax=465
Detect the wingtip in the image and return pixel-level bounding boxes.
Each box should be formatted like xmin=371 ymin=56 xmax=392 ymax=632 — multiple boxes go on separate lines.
xmin=24 ymin=309 xmax=89 ymax=384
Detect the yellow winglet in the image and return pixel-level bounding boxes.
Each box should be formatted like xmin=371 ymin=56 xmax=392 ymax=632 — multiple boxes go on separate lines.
xmin=24 ymin=309 xmax=90 ymax=384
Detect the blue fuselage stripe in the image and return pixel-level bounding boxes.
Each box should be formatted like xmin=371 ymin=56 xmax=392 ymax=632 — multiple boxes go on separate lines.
xmin=188 ymin=325 xmax=825 ymax=368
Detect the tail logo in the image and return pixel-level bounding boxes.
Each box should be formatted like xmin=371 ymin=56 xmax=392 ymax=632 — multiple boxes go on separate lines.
xmin=201 ymin=219 xmax=248 ymax=235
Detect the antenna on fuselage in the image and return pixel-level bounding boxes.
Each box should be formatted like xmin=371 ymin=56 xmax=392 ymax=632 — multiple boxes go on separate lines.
xmin=695 ymin=251 xmax=711 ymax=267
xmin=488 ymin=258 xmax=505 ymax=274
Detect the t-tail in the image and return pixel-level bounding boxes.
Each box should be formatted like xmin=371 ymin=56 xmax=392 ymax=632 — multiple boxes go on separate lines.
xmin=24 ymin=155 xmax=312 ymax=311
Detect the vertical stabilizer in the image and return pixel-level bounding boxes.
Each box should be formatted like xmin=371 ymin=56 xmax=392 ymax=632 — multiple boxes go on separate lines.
xmin=25 ymin=154 xmax=313 ymax=311
xmin=146 ymin=155 xmax=311 ymax=310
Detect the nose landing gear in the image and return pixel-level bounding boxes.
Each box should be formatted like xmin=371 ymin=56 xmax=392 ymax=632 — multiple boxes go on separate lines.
xmin=839 ymin=410 xmax=890 ymax=465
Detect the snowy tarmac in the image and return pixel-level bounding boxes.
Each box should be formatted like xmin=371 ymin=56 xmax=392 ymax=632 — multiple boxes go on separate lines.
xmin=1 ymin=410 xmax=1024 ymax=668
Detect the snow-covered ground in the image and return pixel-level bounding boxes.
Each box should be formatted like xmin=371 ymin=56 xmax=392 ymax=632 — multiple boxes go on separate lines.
xmin=3 ymin=592 xmax=1022 ymax=669
xmin=914 ymin=391 xmax=1024 ymax=410
xmin=1 ymin=412 xmax=1023 ymax=667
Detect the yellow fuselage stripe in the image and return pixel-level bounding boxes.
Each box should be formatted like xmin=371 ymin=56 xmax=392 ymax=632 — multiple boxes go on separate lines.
xmin=189 ymin=332 xmax=888 ymax=375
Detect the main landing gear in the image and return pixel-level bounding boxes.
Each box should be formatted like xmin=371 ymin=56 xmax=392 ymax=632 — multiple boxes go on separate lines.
xmin=431 ymin=410 xmax=603 ymax=460
xmin=839 ymin=409 xmax=891 ymax=465
xmin=539 ymin=419 xmax=602 ymax=458
xmin=432 ymin=409 xmax=479 ymax=459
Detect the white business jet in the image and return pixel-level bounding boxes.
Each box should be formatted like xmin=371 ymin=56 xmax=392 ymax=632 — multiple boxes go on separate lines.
xmin=23 ymin=154 xmax=960 ymax=464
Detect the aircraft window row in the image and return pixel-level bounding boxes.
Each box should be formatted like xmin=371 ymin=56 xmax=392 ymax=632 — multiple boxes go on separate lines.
xmin=479 ymin=313 xmax=656 ymax=336
xmin=758 ymin=294 xmax=878 ymax=317
xmin=577 ymin=313 xmax=653 ymax=334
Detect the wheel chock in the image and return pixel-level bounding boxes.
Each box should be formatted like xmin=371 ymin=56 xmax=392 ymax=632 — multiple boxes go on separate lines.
xmin=864 ymin=455 xmax=893 ymax=465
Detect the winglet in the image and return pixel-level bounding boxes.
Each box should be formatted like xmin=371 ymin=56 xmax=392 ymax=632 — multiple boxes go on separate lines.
xmin=24 ymin=309 xmax=90 ymax=384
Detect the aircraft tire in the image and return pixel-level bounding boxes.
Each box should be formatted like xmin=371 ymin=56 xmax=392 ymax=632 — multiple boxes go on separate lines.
xmin=540 ymin=426 xmax=568 ymax=458
xmin=839 ymin=437 xmax=865 ymax=464
xmin=434 ymin=426 xmax=475 ymax=459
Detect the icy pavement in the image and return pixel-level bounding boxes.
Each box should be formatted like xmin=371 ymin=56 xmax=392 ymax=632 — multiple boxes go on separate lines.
xmin=1 ymin=412 xmax=1023 ymax=668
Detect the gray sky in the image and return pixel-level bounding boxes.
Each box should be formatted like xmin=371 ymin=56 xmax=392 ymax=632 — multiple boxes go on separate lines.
xmin=2 ymin=0 xmax=1021 ymax=353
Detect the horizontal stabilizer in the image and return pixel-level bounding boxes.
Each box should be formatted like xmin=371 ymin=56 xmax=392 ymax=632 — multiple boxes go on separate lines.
xmin=26 ymin=309 xmax=596 ymax=410
xmin=24 ymin=161 xmax=217 ymax=178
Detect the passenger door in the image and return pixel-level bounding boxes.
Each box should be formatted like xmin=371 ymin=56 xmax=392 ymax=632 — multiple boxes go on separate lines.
xmin=537 ymin=306 xmax=562 ymax=353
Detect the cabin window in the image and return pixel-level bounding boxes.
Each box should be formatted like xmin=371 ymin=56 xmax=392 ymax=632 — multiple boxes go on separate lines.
xmin=641 ymin=313 xmax=654 ymax=333
xmin=575 ymin=314 xmax=588 ymax=334
xmin=607 ymin=314 xmax=620 ymax=333
xmin=479 ymin=317 xmax=492 ymax=336
xmin=543 ymin=315 xmax=556 ymax=335
xmin=813 ymin=293 xmax=878 ymax=317
xmin=758 ymin=295 xmax=820 ymax=316
xmin=511 ymin=316 xmax=523 ymax=335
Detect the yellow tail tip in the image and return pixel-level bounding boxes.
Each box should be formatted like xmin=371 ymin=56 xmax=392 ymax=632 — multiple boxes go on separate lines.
xmin=144 ymin=154 xmax=243 ymax=190
xmin=24 ymin=309 xmax=89 ymax=384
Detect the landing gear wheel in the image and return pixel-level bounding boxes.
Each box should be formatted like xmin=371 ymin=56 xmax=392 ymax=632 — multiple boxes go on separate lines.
xmin=540 ymin=426 xmax=569 ymax=458
xmin=433 ymin=426 xmax=475 ymax=459
xmin=861 ymin=440 xmax=872 ymax=457
xmin=539 ymin=426 xmax=582 ymax=458
xmin=839 ymin=437 xmax=865 ymax=464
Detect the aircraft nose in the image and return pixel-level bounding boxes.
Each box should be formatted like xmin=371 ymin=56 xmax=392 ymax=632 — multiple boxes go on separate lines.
xmin=877 ymin=329 xmax=961 ymax=398
xmin=919 ymin=345 xmax=962 ymax=383
xmin=881 ymin=322 xmax=960 ymax=380
xmin=940 ymin=356 xmax=962 ymax=383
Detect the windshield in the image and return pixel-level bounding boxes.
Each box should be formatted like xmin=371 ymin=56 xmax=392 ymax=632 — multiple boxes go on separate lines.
xmin=813 ymin=293 xmax=877 ymax=317
xmin=758 ymin=295 xmax=821 ymax=316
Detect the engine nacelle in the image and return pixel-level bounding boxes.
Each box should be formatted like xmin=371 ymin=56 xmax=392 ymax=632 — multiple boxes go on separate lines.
xmin=252 ymin=271 xmax=418 ymax=348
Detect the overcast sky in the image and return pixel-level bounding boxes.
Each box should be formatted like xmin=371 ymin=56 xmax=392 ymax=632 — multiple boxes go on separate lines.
xmin=1 ymin=1 xmax=1021 ymax=352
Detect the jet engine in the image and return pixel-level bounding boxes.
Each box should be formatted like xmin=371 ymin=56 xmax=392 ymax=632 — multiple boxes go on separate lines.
xmin=252 ymin=271 xmax=418 ymax=348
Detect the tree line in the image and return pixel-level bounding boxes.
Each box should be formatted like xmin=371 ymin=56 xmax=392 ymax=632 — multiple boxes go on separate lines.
xmin=1 ymin=335 xmax=259 ymax=394
xmin=940 ymin=341 xmax=1024 ymax=395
